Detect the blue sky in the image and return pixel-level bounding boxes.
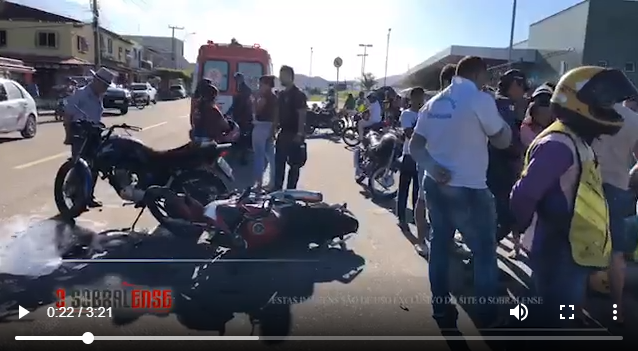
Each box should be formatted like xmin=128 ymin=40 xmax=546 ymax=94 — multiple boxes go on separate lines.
xmin=14 ymin=0 xmax=583 ymax=79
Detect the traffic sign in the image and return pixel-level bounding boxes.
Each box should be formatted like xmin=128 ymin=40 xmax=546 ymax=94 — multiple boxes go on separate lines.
xmin=18 ymin=305 xmax=29 ymax=319
xmin=333 ymin=57 xmax=343 ymax=68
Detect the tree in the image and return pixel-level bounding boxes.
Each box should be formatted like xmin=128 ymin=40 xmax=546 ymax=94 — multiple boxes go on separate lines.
xmin=359 ymin=72 xmax=377 ymax=91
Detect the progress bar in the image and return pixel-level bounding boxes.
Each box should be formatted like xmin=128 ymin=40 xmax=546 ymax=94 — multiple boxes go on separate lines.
xmin=15 ymin=333 xmax=622 ymax=343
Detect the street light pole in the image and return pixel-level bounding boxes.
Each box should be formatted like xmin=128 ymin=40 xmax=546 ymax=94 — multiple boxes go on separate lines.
xmin=309 ymin=47 xmax=313 ymax=77
xmin=383 ymin=28 xmax=391 ymax=86
xmin=168 ymin=25 xmax=184 ymax=69
xmin=507 ymin=0 xmax=517 ymax=64
xmin=358 ymin=43 xmax=373 ymax=76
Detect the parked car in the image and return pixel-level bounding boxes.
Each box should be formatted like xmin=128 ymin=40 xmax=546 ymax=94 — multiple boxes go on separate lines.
xmin=130 ymin=82 xmax=157 ymax=105
xmin=0 ymin=78 xmax=38 ymax=138
xmin=103 ymin=84 xmax=131 ymax=115
xmin=169 ymin=84 xmax=187 ymax=99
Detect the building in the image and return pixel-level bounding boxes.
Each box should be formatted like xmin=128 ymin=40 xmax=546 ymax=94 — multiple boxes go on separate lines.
xmin=123 ymin=35 xmax=190 ymax=69
xmin=0 ymin=2 xmax=94 ymax=97
xmin=98 ymin=28 xmax=135 ymax=84
xmin=399 ymin=0 xmax=638 ymax=89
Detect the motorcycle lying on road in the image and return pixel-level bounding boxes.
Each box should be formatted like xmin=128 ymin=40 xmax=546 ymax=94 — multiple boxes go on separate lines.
xmin=54 ymin=120 xmax=235 ymax=222
xmin=354 ymin=128 xmax=403 ymax=199
xmin=133 ymin=95 xmax=147 ymax=110
xmin=143 ymin=186 xmax=359 ymax=251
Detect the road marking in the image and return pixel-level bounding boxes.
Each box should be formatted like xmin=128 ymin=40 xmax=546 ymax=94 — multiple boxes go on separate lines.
xmin=179 ymin=115 xmax=188 ymax=119
xmin=142 ymin=121 xmax=168 ymax=131
xmin=13 ymin=151 xmax=69 ymax=170
xmin=14 ymin=119 xmax=173 ymax=170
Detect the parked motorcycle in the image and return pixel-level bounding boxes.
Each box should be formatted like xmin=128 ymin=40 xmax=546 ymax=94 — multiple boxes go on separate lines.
xmin=354 ymin=129 xmax=403 ymax=199
xmin=332 ymin=109 xmax=354 ymax=135
xmin=54 ymin=120 xmax=234 ymax=222
xmin=305 ymin=108 xmax=338 ymax=135
xmin=54 ymin=98 xmax=66 ymax=121
xmin=144 ymin=186 xmax=359 ymax=250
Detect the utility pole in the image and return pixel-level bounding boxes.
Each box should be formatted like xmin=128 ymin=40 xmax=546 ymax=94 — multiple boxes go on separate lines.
xmin=507 ymin=0 xmax=517 ymax=64
xmin=168 ymin=25 xmax=184 ymax=69
xmin=91 ymin=0 xmax=100 ymax=69
xmin=358 ymin=44 xmax=373 ymax=77
xmin=309 ymin=47 xmax=313 ymax=77
xmin=383 ymin=28 xmax=391 ymax=86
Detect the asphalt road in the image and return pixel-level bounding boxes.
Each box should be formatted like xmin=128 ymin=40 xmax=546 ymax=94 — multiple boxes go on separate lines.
xmin=0 ymin=100 xmax=633 ymax=350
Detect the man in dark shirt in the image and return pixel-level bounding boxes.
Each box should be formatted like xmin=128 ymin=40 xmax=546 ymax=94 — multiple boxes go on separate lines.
xmin=274 ymin=65 xmax=307 ymax=190
xmin=228 ymin=72 xmax=253 ymax=164
xmin=488 ymin=69 xmax=528 ymax=243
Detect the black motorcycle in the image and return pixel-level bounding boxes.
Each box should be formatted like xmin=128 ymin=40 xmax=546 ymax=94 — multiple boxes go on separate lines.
xmin=305 ymin=108 xmax=338 ymax=135
xmin=53 ymin=120 xmax=234 ymax=223
xmin=341 ymin=113 xmax=388 ymax=147
xmin=354 ymin=129 xmax=403 ymax=199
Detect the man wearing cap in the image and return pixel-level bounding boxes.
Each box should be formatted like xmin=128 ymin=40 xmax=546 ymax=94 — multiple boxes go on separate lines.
xmin=63 ymin=67 xmax=114 ymax=208
xmin=488 ymin=69 xmax=527 ymax=244
xmin=227 ymin=72 xmax=253 ymax=164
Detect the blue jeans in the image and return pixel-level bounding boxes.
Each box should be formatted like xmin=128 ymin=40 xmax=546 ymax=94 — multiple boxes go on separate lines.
xmin=251 ymin=121 xmax=275 ymax=185
xmin=423 ymin=177 xmax=498 ymax=325
xmin=603 ymin=183 xmax=636 ymax=253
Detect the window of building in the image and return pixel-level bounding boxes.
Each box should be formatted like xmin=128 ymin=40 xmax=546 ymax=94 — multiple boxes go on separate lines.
xmin=0 ymin=30 xmax=6 ymax=47
xmin=118 ymin=47 xmax=123 ymax=60
xmin=76 ymin=36 xmax=89 ymax=53
xmin=36 ymin=31 xmax=57 ymax=48
xmin=597 ymin=60 xmax=608 ymax=68
xmin=107 ymin=38 xmax=113 ymax=54
xmin=625 ymin=62 xmax=635 ymax=73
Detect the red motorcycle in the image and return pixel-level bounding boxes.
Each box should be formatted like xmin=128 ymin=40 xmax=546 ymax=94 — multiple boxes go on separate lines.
xmin=143 ymin=187 xmax=359 ymax=251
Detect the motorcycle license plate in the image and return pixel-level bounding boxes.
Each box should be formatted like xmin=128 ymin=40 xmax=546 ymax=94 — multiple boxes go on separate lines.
xmin=217 ymin=157 xmax=233 ymax=178
xmin=114 ymin=100 xmax=124 ymax=104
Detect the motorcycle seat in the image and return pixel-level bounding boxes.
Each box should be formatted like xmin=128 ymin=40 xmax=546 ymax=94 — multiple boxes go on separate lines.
xmin=149 ymin=142 xmax=232 ymax=166
xmin=269 ymin=189 xmax=323 ymax=203
xmin=362 ymin=132 xmax=381 ymax=148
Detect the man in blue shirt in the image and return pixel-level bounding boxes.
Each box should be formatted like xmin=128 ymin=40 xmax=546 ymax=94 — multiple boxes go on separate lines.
xmin=63 ymin=67 xmax=114 ymax=208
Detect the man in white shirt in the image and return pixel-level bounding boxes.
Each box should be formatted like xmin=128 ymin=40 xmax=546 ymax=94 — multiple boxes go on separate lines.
xmin=397 ymin=87 xmax=425 ymax=229
xmin=591 ymin=98 xmax=638 ymax=324
xmin=409 ymin=56 xmax=512 ymax=326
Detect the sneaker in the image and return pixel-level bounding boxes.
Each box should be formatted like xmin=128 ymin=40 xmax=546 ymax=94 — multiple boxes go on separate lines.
xmin=88 ymin=199 xmax=103 ymax=208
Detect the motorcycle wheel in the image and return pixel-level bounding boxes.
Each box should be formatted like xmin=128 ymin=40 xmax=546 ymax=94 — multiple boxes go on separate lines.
xmin=367 ymin=167 xmax=399 ymax=199
xmin=341 ymin=126 xmax=360 ymax=147
xmin=305 ymin=124 xmax=316 ymax=135
xmin=54 ymin=160 xmax=90 ymax=220
xmin=331 ymin=119 xmax=345 ymax=135
xmin=134 ymin=100 xmax=146 ymax=110
xmin=171 ymin=170 xmax=228 ymax=205
xmin=144 ymin=187 xmax=198 ymax=236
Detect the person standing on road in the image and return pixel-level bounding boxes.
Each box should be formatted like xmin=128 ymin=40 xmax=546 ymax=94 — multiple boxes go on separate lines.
xmin=510 ymin=66 xmax=636 ymax=328
xmin=487 ymin=70 xmax=527 ymax=250
xmin=274 ymin=65 xmax=307 ymax=190
xmin=227 ymin=72 xmax=253 ymax=165
xmin=591 ymin=97 xmax=638 ymax=324
xmin=397 ymin=87 xmax=426 ymax=229
xmin=63 ymin=67 xmax=115 ymax=209
xmin=413 ymin=64 xmax=456 ymax=255
xmin=409 ymin=56 xmax=512 ymax=326
xmin=252 ymin=75 xmax=278 ymax=189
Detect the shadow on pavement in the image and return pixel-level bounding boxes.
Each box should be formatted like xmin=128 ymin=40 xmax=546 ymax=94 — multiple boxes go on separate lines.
xmin=0 ymin=215 xmax=365 ymax=340
xmin=0 ymin=137 xmax=24 ymax=144
xmin=306 ymin=130 xmax=342 ymax=143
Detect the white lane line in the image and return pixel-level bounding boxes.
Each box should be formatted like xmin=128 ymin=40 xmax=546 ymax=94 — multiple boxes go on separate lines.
xmin=14 ymin=118 xmax=174 ymax=170
xmin=13 ymin=151 xmax=70 ymax=170
xmin=142 ymin=121 xmax=168 ymax=131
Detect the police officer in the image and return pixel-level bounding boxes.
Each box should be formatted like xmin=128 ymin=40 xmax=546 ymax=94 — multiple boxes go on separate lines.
xmin=227 ymin=72 xmax=253 ymax=164
xmin=488 ymin=69 xmax=528 ymax=243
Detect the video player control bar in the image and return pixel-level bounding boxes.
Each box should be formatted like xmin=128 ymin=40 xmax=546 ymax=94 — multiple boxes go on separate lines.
xmin=15 ymin=333 xmax=622 ymax=342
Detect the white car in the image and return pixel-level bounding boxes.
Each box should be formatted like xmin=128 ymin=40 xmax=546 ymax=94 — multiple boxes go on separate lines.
xmin=130 ymin=82 xmax=157 ymax=105
xmin=0 ymin=78 xmax=38 ymax=138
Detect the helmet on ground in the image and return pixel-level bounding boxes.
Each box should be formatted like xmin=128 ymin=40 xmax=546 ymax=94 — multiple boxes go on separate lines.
xmin=551 ymin=66 xmax=638 ymax=136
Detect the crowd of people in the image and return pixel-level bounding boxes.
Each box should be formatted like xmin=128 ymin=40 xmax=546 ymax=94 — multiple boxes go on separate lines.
xmin=396 ymin=55 xmax=638 ymax=328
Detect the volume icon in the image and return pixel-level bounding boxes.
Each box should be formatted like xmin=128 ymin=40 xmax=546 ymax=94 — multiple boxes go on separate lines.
xmin=613 ymin=304 xmax=617 ymax=321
